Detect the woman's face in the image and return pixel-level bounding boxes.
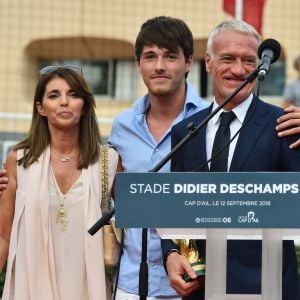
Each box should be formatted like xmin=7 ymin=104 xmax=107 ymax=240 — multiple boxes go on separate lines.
xmin=36 ymin=76 xmax=85 ymax=132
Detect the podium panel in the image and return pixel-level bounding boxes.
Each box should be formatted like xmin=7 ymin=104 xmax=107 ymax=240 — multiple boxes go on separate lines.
xmin=116 ymin=172 xmax=300 ymax=229
xmin=116 ymin=172 xmax=300 ymax=300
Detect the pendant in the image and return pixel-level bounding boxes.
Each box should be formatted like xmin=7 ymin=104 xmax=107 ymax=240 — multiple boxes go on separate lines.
xmin=56 ymin=203 xmax=67 ymax=231
xmin=60 ymin=157 xmax=70 ymax=162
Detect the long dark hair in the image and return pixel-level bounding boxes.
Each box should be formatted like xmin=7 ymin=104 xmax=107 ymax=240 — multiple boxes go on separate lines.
xmin=15 ymin=67 xmax=101 ymax=169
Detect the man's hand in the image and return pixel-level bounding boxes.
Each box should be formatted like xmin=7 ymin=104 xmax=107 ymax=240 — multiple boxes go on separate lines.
xmin=166 ymin=251 xmax=204 ymax=297
xmin=0 ymin=168 xmax=8 ymax=196
xmin=277 ymin=105 xmax=300 ymax=149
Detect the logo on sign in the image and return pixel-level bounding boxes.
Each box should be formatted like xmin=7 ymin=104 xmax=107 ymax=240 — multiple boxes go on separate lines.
xmin=238 ymin=211 xmax=259 ymax=223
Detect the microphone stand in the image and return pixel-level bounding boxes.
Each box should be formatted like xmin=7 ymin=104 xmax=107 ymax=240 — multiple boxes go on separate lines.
xmin=88 ymin=67 xmax=259 ymax=300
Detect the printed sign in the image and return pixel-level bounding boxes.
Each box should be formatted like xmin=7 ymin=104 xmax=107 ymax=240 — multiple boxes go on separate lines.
xmin=115 ymin=172 xmax=300 ymax=228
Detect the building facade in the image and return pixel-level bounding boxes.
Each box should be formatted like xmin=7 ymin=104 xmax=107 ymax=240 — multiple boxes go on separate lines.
xmin=0 ymin=0 xmax=299 ymax=163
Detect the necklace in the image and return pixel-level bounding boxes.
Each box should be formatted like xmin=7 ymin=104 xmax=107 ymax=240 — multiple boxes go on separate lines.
xmin=53 ymin=154 xmax=72 ymax=163
xmin=53 ymin=167 xmax=77 ymax=232
xmin=51 ymin=149 xmax=76 ymax=163
xmin=60 ymin=157 xmax=71 ymax=163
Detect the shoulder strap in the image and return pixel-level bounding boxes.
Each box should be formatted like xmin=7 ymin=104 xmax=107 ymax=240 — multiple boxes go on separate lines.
xmin=100 ymin=144 xmax=110 ymax=213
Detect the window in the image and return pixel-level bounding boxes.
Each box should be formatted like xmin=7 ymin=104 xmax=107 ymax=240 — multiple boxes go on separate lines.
xmin=81 ymin=61 xmax=111 ymax=95
xmin=257 ymin=59 xmax=285 ymax=96
xmin=39 ymin=59 xmax=138 ymax=101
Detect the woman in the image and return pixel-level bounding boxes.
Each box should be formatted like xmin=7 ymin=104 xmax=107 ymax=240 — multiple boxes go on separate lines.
xmin=0 ymin=65 xmax=121 ymax=299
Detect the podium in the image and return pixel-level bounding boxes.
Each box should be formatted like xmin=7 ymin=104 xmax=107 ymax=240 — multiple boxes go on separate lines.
xmin=116 ymin=172 xmax=300 ymax=300
xmin=157 ymin=228 xmax=297 ymax=300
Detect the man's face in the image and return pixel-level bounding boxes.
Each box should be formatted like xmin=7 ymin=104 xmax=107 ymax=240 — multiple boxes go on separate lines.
xmin=205 ymin=30 xmax=259 ymax=109
xmin=137 ymin=45 xmax=192 ymax=97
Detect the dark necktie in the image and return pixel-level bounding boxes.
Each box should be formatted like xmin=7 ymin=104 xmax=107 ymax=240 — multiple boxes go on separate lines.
xmin=210 ymin=111 xmax=236 ymax=171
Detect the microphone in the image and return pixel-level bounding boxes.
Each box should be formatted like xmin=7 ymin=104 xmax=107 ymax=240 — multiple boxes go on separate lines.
xmin=257 ymin=38 xmax=281 ymax=81
xmin=88 ymin=208 xmax=115 ymax=236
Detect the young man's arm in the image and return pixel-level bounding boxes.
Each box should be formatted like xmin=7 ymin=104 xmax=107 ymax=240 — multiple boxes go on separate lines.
xmin=0 ymin=151 xmax=17 ymax=272
xmin=277 ymin=105 xmax=300 ymax=148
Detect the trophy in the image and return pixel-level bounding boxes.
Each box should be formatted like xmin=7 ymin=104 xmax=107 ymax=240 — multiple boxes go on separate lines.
xmin=173 ymin=239 xmax=205 ymax=282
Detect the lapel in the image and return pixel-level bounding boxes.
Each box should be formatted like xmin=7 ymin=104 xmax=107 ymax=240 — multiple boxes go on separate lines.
xmin=230 ymin=97 xmax=269 ymax=171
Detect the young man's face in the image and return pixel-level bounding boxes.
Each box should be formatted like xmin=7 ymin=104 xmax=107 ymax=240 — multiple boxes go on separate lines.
xmin=205 ymin=30 xmax=259 ymax=109
xmin=137 ymin=44 xmax=192 ymax=97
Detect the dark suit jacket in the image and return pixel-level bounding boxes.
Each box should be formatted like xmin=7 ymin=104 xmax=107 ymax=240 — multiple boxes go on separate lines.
xmin=162 ymin=96 xmax=300 ymax=299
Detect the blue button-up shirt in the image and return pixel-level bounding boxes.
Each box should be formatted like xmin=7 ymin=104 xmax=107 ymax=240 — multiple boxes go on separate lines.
xmin=109 ymin=82 xmax=209 ymax=296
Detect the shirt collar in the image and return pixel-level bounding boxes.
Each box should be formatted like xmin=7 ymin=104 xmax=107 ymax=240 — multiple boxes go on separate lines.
xmin=211 ymin=93 xmax=253 ymax=125
xmin=132 ymin=82 xmax=202 ymax=115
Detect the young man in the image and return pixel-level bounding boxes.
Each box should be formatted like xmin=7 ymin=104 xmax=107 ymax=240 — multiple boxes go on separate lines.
xmin=162 ymin=19 xmax=300 ymax=300
xmin=109 ymin=16 xmax=209 ymax=299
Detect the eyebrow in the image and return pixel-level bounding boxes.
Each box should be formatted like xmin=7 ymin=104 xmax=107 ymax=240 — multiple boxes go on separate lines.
xmin=46 ymin=88 xmax=74 ymax=94
xmin=45 ymin=89 xmax=60 ymax=94
xmin=142 ymin=48 xmax=180 ymax=56
xmin=141 ymin=50 xmax=156 ymax=56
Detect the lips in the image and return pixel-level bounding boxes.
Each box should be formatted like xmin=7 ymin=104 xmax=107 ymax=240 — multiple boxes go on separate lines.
xmin=151 ymin=74 xmax=170 ymax=79
xmin=58 ymin=111 xmax=72 ymax=117
xmin=151 ymin=76 xmax=170 ymax=85
xmin=224 ymin=77 xmax=245 ymax=87
xmin=225 ymin=77 xmax=243 ymax=83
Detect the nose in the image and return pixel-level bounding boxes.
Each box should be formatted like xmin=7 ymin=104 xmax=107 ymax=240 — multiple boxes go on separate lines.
xmin=231 ymin=59 xmax=246 ymax=77
xmin=60 ymin=94 xmax=69 ymax=106
xmin=155 ymin=56 xmax=166 ymax=72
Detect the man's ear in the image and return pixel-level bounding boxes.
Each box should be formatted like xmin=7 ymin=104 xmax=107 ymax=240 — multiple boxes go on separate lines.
xmin=205 ymin=52 xmax=213 ymax=73
xmin=135 ymin=57 xmax=141 ymax=73
xmin=36 ymin=102 xmax=46 ymax=116
xmin=185 ymin=55 xmax=193 ymax=73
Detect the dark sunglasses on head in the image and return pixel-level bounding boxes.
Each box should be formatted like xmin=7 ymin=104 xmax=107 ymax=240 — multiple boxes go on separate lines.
xmin=38 ymin=64 xmax=82 ymax=78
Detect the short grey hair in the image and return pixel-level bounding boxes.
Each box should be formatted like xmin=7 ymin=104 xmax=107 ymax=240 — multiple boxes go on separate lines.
xmin=206 ymin=19 xmax=262 ymax=56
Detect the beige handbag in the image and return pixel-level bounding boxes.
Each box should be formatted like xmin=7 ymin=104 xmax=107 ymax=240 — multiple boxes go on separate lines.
xmin=100 ymin=145 xmax=122 ymax=267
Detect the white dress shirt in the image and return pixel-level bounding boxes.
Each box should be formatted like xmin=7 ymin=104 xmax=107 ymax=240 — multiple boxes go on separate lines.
xmin=206 ymin=94 xmax=253 ymax=170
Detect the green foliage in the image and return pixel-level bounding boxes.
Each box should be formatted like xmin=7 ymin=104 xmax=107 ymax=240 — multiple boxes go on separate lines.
xmin=105 ymin=266 xmax=118 ymax=283
xmin=0 ymin=269 xmax=5 ymax=297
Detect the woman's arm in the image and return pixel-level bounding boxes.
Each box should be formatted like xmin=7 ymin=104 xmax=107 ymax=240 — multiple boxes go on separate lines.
xmin=0 ymin=151 xmax=17 ymax=272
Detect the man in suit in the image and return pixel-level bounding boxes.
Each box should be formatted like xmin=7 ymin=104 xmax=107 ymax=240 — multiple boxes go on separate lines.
xmin=162 ymin=19 xmax=300 ymax=299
